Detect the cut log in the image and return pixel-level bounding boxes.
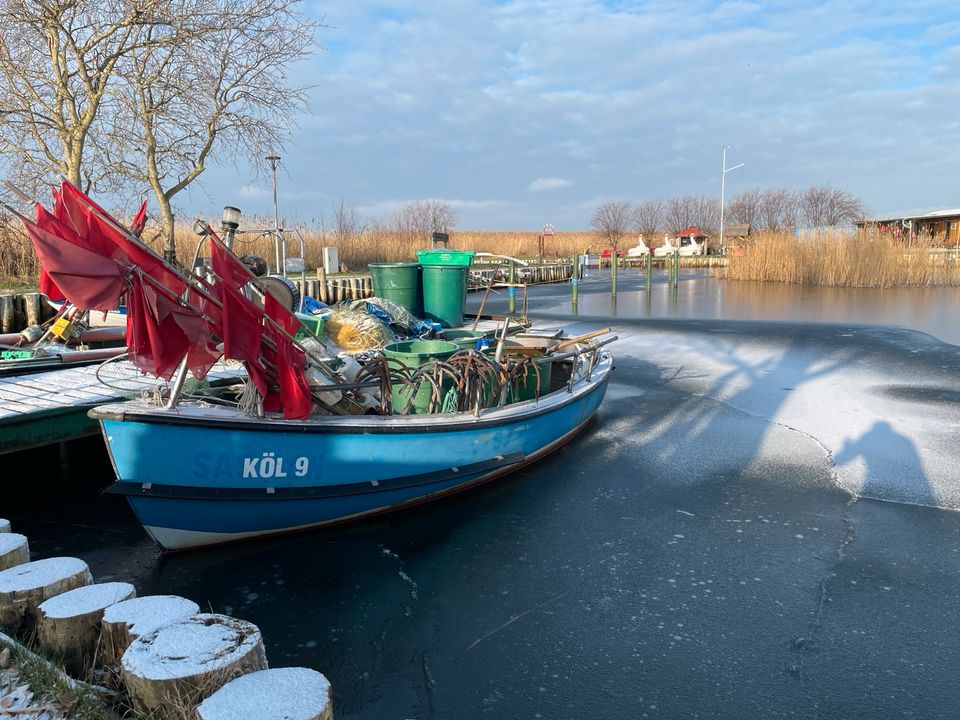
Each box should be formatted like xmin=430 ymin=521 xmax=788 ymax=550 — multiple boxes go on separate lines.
xmin=196 ymin=667 xmax=333 ymax=720
xmin=0 ymin=519 xmax=10 ymax=533
xmin=0 ymin=534 xmax=28 ymax=571
xmin=121 ymin=613 xmax=267 ymax=719
xmin=100 ymin=595 xmax=199 ymax=668
xmin=37 ymin=581 xmax=136 ymax=677
xmin=0 ymin=557 xmax=92 ymax=635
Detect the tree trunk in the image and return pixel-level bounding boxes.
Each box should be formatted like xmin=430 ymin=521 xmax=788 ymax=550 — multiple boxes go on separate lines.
xmin=0 ymin=534 xmax=29 ymax=572
xmin=121 ymin=613 xmax=267 ymax=720
xmin=0 ymin=557 xmax=92 ymax=635
xmin=100 ymin=594 xmax=199 ymax=670
xmin=156 ymin=194 xmax=177 ymax=261
xmin=37 ymin=582 xmax=136 ymax=677
xmin=196 ymin=667 xmax=333 ymax=720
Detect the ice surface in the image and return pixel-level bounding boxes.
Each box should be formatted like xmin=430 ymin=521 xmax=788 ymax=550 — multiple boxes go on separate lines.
xmin=102 ymin=594 xmax=199 ymax=637
xmin=196 ymin=667 xmax=331 ymax=720
xmin=0 ymin=557 xmax=89 ymax=592
xmin=38 ymin=581 xmax=135 ymax=619
xmin=121 ymin=613 xmax=262 ymax=680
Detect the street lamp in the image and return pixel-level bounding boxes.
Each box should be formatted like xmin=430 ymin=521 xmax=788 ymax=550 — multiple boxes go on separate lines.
xmin=719 ymin=146 xmax=744 ymax=254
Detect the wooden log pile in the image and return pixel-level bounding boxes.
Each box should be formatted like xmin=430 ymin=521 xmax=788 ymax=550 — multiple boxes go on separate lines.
xmin=0 ymin=518 xmax=334 ymax=719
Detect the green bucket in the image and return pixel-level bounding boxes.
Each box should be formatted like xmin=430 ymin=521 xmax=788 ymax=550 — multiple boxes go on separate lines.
xmin=513 ymin=361 xmax=552 ymax=401
xmin=439 ymin=329 xmax=489 ymax=350
xmin=369 ymin=262 xmax=422 ymax=315
xmin=421 ymin=264 xmax=468 ymax=328
xmin=383 ymin=340 xmax=460 ymax=414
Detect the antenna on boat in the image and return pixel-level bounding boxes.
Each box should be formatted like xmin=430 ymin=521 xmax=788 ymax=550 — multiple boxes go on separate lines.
xmin=266 ymin=155 xmax=282 ymax=273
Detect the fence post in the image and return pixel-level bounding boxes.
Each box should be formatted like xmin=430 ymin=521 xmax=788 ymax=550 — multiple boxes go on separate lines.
xmin=646 ymin=252 xmax=652 ymax=289
xmin=611 ymin=251 xmax=618 ymax=296
xmin=571 ymin=253 xmax=579 ymax=306
xmin=508 ymin=261 xmax=516 ymax=314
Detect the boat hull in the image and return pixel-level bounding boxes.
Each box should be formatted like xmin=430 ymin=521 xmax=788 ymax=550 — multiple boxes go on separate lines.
xmin=96 ymin=355 xmax=612 ymax=550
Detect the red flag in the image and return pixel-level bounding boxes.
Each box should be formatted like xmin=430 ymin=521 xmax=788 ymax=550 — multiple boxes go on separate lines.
xmin=209 ymin=234 xmax=256 ymax=289
xmin=218 ymin=281 xmax=263 ymax=364
xmin=130 ymin=200 xmax=147 ymax=237
xmin=264 ymin=293 xmax=313 ymax=419
xmin=38 ymin=268 xmax=65 ymax=302
xmin=21 ymin=218 xmax=124 ymax=311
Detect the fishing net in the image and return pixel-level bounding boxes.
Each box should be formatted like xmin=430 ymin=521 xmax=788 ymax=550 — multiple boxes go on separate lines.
xmin=324 ymin=306 xmax=399 ymax=352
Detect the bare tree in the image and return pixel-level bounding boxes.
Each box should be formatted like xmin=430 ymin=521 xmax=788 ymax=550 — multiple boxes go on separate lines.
xmin=632 ymin=200 xmax=663 ymax=242
xmin=391 ymin=200 xmax=458 ymax=240
xmin=324 ymin=197 xmax=365 ymax=242
xmin=664 ymin=196 xmax=695 ymax=235
xmin=117 ymin=0 xmax=320 ymax=253
xmin=727 ymin=189 xmax=763 ymax=226
xmin=0 ymin=0 xmax=161 ymax=193
xmin=758 ymin=188 xmax=799 ymax=231
xmin=800 ymin=185 xmax=866 ymax=227
xmin=589 ymin=201 xmax=632 ymax=251
xmin=690 ymin=195 xmax=720 ymax=234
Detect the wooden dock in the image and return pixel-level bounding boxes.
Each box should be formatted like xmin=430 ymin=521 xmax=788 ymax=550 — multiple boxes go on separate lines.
xmin=0 ymin=361 xmax=242 ymax=455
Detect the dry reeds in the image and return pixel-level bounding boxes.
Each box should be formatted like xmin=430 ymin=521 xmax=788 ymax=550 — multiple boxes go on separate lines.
xmin=725 ymin=231 xmax=960 ymax=288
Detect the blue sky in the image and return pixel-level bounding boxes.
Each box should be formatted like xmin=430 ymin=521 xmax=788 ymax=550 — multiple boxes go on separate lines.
xmin=191 ymin=0 xmax=960 ymax=230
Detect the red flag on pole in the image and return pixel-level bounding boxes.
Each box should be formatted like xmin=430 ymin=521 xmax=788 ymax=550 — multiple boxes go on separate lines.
xmin=130 ymin=200 xmax=147 ymax=237
xmin=22 ymin=213 xmax=124 ymax=311
xmin=264 ymin=293 xmax=313 ymax=419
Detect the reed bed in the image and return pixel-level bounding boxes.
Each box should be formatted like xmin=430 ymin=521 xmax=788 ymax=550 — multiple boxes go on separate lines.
xmin=725 ymin=231 xmax=960 ymax=288
xmin=171 ymin=223 xmax=601 ymax=271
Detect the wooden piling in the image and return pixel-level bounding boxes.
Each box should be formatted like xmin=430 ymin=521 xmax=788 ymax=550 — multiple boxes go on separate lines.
xmin=121 ymin=613 xmax=268 ymax=720
xmin=0 ymin=534 xmax=29 ymax=571
xmin=196 ymin=667 xmax=333 ymax=720
xmin=37 ymin=581 xmax=136 ymax=676
xmin=101 ymin=594 xmax=200 ymax=669
xmin=0 ymin=557 xmax=93 ymax=634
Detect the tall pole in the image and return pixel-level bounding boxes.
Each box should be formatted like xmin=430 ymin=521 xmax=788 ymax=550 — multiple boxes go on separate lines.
xmin=267 ymin=155 xmax=281 ymax=272
xmin=719 ymin=146 xmax=744 ymax=255
xmin=720 ymin=146 xmax=726 ymax=255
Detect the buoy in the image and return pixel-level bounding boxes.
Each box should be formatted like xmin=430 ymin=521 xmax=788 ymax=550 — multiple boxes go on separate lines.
xmin=196 ymin=667 xmax=333 ymax=720
xmin=100 ymin=594 xmax=199 ymax=669
xmin=121 ymin=613 xmax=267 ymax=719
xmin=0 ymin=557 xmax=92 ymax=634
xmin=37 ymin=581 xmax=136 ymax=676
xmin=0 ymin=534 xmax=29 ymax=571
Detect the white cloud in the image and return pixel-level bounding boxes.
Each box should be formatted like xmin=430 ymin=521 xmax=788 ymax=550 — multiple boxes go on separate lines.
xmin=528 ymin=177 xmax=573 ymax=192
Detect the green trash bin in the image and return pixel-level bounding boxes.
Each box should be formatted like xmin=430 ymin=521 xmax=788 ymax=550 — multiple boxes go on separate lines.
xmin=415 ymin=250 xmax=476 ymax=266
xmin=369 ymin=262 xmax=422 ymax=315
xmin=383 ymin=340 xmax=460 ymax=414
xmin=421 ymin=264 xmax=468 ymax=328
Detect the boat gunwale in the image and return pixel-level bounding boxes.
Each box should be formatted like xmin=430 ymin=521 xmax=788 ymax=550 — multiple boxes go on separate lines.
xmin=89 ymin=351 xmax=613 ymax=435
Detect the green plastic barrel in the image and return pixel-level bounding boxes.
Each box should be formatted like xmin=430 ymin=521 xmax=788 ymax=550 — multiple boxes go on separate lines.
xmin=369 ymin=262 xmax=421 ymax=315
xmin=383 ymin=340 xmax=460 ymax=414
xmin=421 ymin=264 xmax=468 ymax=328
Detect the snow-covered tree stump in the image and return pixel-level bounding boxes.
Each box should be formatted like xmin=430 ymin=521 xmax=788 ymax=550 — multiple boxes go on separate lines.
xmin=0 ymin=534 xmax=29 ymax=571
xmin=0 ymin=519 xmax=10 ymax=533
xmin=121 ymin=613 xmax=267 ymax=720
xmin=37 ymin=581 xmax=136 ymax=676
xmin=196 ymin=667 xmax=333 ymax=720
xmin=0 ymin=557 xmax=92 ymax=635
xmin=100 ymin=595 xmax=200 ymax=669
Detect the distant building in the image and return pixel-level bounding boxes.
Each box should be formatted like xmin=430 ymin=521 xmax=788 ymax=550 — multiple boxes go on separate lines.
xmin=856 ymin=209 xmax=960 ymax=245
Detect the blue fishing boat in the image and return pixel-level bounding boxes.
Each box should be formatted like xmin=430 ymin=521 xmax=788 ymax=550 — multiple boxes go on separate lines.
xmin=6 ymin=179 xmax=615 ymax=551
xmin=91 ymin=342 xmax=612 ymax=550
